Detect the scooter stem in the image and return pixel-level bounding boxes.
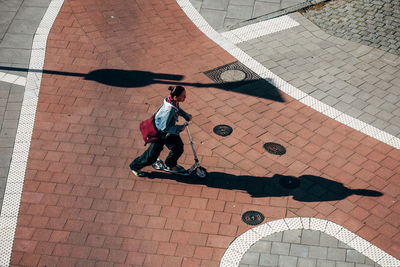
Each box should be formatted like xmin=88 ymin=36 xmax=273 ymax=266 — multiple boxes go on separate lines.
xmin=185 ymin=123 xmax=199 ymax=162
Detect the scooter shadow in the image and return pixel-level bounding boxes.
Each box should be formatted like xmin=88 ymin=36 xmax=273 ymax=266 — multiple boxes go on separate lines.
xmin=146 ymin=171 xmax=382 ymax=202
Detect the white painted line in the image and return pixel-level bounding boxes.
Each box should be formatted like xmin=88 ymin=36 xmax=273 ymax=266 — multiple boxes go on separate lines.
xmin=220 ymin=218 xmax=400 ymax=267
xmin=0 ymin=0 xmax=65 ymax=266
xmin=177 ymin=0 xmax=400 ymax=150
xmin=221 ymin=15 xmax=300 ymax=44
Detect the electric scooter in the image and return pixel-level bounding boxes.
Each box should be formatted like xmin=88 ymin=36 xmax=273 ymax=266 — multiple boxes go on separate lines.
xmin=152 ymin=122 xmax=208 ymax=178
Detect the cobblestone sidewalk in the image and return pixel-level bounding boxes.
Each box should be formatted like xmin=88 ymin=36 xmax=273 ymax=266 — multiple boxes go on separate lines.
xmin=301 ymin=0 xmax=400 ymax=55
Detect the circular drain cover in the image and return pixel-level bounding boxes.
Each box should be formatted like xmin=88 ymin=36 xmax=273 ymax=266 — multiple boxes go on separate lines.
xmin=242 ymin=211 xmax=265 ymax=225
xmin=213 ymin=125 xmax=233 ymax=136
xmin=279 ymin=176 xmax=301 ymax=189
xmin=263 ymin=142 xmax=286 ymax=155
xmin=220 ymin=69 xmax=246 ymax=82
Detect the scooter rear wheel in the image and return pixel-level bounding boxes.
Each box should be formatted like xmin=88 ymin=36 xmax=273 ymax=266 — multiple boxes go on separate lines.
xmin=196 ymin=167 xmax=207 ymax=178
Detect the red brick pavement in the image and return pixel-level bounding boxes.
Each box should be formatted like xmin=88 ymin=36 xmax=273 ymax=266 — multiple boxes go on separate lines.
xmin=10 ymin=0 xmax=400 ymax=266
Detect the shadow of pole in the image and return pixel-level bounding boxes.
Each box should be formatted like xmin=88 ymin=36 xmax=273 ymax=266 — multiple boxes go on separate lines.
xmin=146 ymin=172 xmax=383 ymax=202
xmin=0 ymin=66 xmax=284 ymax=102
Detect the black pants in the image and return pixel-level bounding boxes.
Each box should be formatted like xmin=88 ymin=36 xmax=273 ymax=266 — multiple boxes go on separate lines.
xmin=130 ymin=134 xmax=184 ymax=170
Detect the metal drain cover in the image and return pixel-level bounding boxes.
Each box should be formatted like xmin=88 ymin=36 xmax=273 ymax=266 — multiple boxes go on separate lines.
xmin=220 ymin=69 xmax=246 ymax=82
xmin=279 ymin=176 xmax=301 ymax=189
xmin=242 ymin=211 xmax=265 ymax=225
xmin=213 ymin=124 xmax=233 ymax=136
xmin=203 ymin=61 xmax=260 ymax=85
xmin=263 ymin=142 xmax=286 ymax=155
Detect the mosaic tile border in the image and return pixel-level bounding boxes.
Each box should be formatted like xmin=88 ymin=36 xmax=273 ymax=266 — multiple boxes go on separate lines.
xmin=0 ymin=0 xmax=65 ymax=265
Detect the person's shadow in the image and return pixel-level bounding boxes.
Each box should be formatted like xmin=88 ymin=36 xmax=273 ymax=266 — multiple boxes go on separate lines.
xmin=147 ymin=172 xmax=382 ymax=202
xmin=0 ymin=67 xmax=284 ymax=102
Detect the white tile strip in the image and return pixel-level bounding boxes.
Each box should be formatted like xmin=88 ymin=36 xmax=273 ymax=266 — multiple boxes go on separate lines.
xmin=219 ymin=218 xmax=400 ymax=267
xmin=177 ymin=0 xmax=400 ymax=150
xmin=0 ymin=72 xmax=26 ymax=86
xmin=0 ymin=0 xmax=65 ymax=266
xmin=221 ymin=15 xmax=300 ymax=44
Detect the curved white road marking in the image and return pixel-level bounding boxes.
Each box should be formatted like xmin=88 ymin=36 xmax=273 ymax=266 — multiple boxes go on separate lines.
xmin=177 ymin=0 xmax=400 ymax=150
xmin=0 ymin=0 xmax=65 ymax=265
xmin=220 ymin=218 xmax=400 ymax=267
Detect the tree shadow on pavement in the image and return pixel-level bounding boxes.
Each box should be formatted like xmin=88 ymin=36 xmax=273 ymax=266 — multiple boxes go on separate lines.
xmin=0 ymin=67 xmax=284 ymax=102
xmin=147 ymin=172 xmax=382 ymax=202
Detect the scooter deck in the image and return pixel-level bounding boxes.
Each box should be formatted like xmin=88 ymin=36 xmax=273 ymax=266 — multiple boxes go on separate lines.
xmin=159 ymin=168 xmax=189 ymax=176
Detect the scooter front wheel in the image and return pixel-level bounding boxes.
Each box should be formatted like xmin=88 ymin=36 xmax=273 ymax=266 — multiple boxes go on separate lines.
xmin=196 ymin=167 xmax=207 ymax=178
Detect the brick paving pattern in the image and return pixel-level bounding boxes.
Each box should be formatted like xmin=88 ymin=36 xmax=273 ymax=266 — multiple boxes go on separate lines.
xmin=237 ymin=12 xmax=400 ymax=139
xmin=5 ymin=0 xmax=400 ymax=266
xmin=302 ymin=0 xmax=400 ymax=55
xmin=239 ymin=230 xmax=381 ymax=266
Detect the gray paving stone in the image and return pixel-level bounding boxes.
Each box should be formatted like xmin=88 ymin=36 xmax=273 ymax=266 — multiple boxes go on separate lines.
xmin=224 ymin=18 xmax=245 ymax=29
xmin=0 ymin=48 xmax=31 ymax=64
xmin=327 ymin=247 xmax=346 ymax=261
xmin=241 ymin=252 xmax=260 ymax=265
xmin=338 ymin=241 xmax=352 ymax=249
xmin=263 ymin=232 xmax=283 ymax=242
xmin=0 ymin=137 xmax=14 ymax=148
xmin=253 ymin=1 xmax=280 ymax=17
xmin=298 ymin=258 xmax=317 ymax=267
xmin=250 ymin=240 xmax=272 ymax=253
xmin=4 ymin=110 xmax=20 ymax=120
xmin=0 ymin=33 xmax=33 ymax=49
xmin=301 ymin=230 xmax=320 ymax=246
xmin=333 ymin=101 xmax=351 ymax=113
xmin=336 ymin=262 xmax=355 ymax=267
xmin=322 ymin=95 xmax=339 ymax=106
xmin=0 ymin=11 xmax=15 ymax=25
xmin=271 ymin=242 xmax=290 ymax=255
xmin=226 ymin=5 xmax=253 ymax=20
xmin=14 ymin=6 xmax=47 ymax=23
xmin=309 ymin=246 xmax=328 ymax=260
xmin=316 ymin=259 xmax=335 ymax=267
xmin=7 ymin=19 xmax=38 ymax=35
xmin=22 ymin=0 xmax=52 ymax=7
xmin=230 ymin=0 xmax=255 ymax=5
xmin=2 ymin=120 xmax=19 ymax=129
xmin=289 ymin=244 xmax=309 ymax=257
xmin=0 ymin=128 xmax=17 ymax=138
xmin=319 ymin=233 xmax=338 ymax=248
xmin=199 ymin=9 xmax=226 ymax=30
xmin=201 ymin=0 xmax=229 ymax=10
xmin=259 ymin=253 xmax=279 ymax=266
xmin=278 ymin=255 xmax=298 ymax=267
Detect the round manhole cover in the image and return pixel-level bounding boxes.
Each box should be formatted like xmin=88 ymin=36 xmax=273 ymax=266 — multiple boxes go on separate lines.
xmin=279 ymin=175 xmax=301 ymax=189
xmin=213 ymin=124 xmax=233 ymax=136
xmin=263 ymin=142 xmax=286 ymax=155
xmin=220 ymin=69 xmax=246 ymax=82
xmin=242 ymin=211 xmax=265 ymax=225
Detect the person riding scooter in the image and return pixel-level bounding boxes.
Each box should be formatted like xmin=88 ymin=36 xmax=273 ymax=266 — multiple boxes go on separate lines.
xmin=130 ymin=86 xmax=192 ymax=177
